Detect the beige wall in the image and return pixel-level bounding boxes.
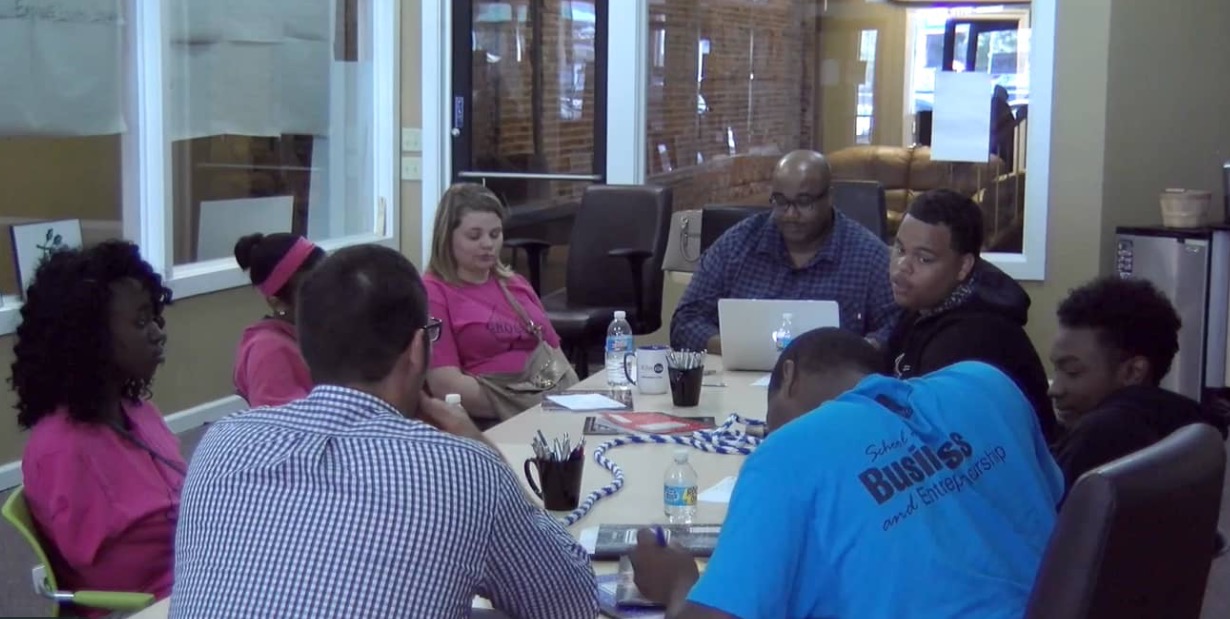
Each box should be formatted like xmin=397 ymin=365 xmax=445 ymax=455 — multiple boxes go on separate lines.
xmin=1021 ymin=0 xmax=1230 ymax=352
xmin=0 ymin=288 xmax=265 ymax=464
xmin=400 ymin=0 xmax=424 ymax=265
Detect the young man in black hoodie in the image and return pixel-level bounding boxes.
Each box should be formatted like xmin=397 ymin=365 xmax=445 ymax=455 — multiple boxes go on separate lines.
xmin=885 ymin=189 xmax=1059 ymax=441
xmin=1048 ymin=276 xmax=1228 ymax=490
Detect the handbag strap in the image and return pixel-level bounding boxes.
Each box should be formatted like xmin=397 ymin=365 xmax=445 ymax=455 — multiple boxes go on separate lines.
xmin=497 ymin=278 xmax=546 ymax=343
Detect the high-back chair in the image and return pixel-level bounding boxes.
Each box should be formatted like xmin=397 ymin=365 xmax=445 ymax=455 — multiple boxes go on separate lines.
xmin=2 ymin=488 xmax=155 ymax=617
xmin=832 ymin=179 xmax=889 ymax=241
xmin=506 ymin=184 xmax=672 ymax=376
xmin=1024 ymin=424 xmax=1226 ymax=619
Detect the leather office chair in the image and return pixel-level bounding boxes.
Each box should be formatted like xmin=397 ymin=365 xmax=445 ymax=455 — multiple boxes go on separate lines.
xmin=832 ymin=180 xmax=889 ymax=241
xmin=1024 ymin=424 xmax=1227 ymax=619
xmin=506 ymin=185 xmax=672 ymax=377
xmin=700 ymin=205 xmax=763 ymax=253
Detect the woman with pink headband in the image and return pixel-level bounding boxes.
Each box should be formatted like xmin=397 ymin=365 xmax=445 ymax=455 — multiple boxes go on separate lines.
xmin=232 ymin=233 xmax=325 ymax=407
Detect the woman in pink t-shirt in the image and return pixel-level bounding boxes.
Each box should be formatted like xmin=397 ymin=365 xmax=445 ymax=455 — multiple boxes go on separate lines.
xmin=425 ymin=183 xmax=572 ymax=421
xmin=232 ymin=233 xmax=325 ymax=407
xmin=14 ymin=241 xmax=184 ymax=617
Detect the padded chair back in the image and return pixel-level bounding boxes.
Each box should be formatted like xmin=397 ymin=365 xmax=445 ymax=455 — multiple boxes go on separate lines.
xmin=565 ymin=184 xmax=672 ymax=333
xmin=832 ymin=180 xmax=889 ymax=241
xmin=700 ymin=205 xmax=763 ymax=253
xmin=1024 ymin=424 xmax=1226 ymax=619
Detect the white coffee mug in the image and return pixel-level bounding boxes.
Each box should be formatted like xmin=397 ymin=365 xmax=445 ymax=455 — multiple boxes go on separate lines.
xmin=623 ymin=345 xmax=670 ymax=395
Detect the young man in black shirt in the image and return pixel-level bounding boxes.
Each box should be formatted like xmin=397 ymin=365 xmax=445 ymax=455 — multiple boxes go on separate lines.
xmin=1048 ymin=276 xmax=1227 ymax=491
xmin=885 ymin=189 xmax=1058 ymax=441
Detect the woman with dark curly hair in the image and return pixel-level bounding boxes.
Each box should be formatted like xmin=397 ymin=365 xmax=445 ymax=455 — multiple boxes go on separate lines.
xmin=13 ymin=240 xmax=181 ymax=614
xmin=232 ymin=232 xmax=325 ymax=407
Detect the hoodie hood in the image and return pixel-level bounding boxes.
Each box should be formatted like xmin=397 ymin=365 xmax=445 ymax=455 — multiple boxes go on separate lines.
xmin=1097 ymin=385 xmax=1229 ymax=438
xmin=935 ymin=259 xmax=1031 ymax=326
xmin=240 ymin=317 xmax=297 ymax=344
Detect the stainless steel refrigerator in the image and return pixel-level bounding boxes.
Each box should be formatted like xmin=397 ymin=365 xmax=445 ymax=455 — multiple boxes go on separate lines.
xmin=1114 ymin=226 xmax=1230 ymax=402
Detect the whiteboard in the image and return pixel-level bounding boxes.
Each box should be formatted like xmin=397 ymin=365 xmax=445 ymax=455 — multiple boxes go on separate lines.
xmin=197 ymin=196 xmax=294 ymax=261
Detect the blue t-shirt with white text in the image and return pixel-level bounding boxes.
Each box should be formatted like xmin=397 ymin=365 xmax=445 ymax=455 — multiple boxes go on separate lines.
xmin=689 ymin=361 xmax=1064 ymax=619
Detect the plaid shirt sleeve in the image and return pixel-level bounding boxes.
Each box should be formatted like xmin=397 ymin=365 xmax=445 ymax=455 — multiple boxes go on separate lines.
xmin=481 ymin=464 xmax=598 ymax=619
xmin=670 ymin=240 xmax=728 ymax=350
xmin=861 ymin=240 xmax=901 ymax=345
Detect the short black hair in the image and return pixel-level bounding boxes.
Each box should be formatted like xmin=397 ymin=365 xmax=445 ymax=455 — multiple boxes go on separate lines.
xmin=906 ymin=189 xmax=984 ymax=257
xmin=768 ymin=327 xmax=884 ymax=392
xmin=1057 ymin=276 xmax=1181 ymax=385
xmin=11 ymin=241 xmax=172 ymax=429
xmin=233 ymin=233 xmax=325 ymax=301
xmin=297 ymin=244 xmax=429 ymax=385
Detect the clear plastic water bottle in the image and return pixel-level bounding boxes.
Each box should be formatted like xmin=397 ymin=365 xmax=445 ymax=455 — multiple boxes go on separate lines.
xmin=605 ymin=310 xmax=634 ymax=387
xmin=772 ymin=312 xmax=795 ymax=352
xmin=664 ymin=449 xmax=698 ymax=524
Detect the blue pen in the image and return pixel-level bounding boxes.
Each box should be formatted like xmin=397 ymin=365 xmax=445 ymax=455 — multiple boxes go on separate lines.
xmin=654 ymin=526 xmax=668 ymax=547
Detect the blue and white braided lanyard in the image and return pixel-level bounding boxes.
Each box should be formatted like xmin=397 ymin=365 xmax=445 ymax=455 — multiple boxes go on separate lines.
xmin=558 ymin=413 xmax=766 ymax=527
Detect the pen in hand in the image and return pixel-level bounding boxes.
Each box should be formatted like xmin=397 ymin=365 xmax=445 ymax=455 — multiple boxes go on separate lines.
xmin=654 ymin=526 xmax=668 ymax=547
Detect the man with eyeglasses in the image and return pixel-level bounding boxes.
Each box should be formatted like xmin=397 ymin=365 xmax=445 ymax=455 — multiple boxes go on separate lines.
xmin=671 ymin=149 xmax=898 ymax=353
xmin=171 ymin=245 xmax=597 ymax=619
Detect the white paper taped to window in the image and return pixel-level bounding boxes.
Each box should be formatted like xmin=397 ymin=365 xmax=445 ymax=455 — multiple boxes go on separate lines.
xmin=930 ymin=72 xmax=994 ymax=163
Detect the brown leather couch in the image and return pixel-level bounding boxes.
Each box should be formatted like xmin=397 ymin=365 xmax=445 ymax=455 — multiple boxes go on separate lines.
xmin=827 ymin=145 xmax=1023 ymax=252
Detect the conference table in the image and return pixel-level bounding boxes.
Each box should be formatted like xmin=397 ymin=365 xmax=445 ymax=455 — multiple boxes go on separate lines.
xmin=129 ymin=356 xmax=768 ymax=618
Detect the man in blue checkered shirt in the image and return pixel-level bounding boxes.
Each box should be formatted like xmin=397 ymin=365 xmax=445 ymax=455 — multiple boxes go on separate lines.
xmin=671 ymin=150 xmax=899 ymax=353
xmin=171 ymin=245 xmax=597 ymax=619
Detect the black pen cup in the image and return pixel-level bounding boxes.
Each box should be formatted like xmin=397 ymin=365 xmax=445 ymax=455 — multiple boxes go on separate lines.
xmin=523 ymin=455 xmax=584 ymax=511
xmin=668 ymin=366 xmax=704 ymax=407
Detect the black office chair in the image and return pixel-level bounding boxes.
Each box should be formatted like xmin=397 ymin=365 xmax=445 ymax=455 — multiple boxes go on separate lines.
xmin=700 ymin=205 xmax=763 ymax=253
xmin=506 ymin=185 xmax=672 ymax=377
xmin=1024 ymin=424 xmax=1227 ymax=619
xmin=832 ymin=180 xmax=889 ymax=241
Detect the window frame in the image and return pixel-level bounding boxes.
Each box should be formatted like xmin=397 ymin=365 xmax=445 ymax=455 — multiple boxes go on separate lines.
xmin=0 ymin=0 xmax=400 ymax=336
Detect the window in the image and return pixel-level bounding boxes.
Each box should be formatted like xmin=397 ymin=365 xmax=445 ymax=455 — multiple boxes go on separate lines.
xmin=0 ymin=0 xmax=397 ymax=334
xmin=0 ymin=3 xmax=127 ymax=331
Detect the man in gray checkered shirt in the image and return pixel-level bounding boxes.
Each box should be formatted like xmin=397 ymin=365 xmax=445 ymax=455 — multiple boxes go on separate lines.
xmin=170 ymin=245 xmax=598 ymax=619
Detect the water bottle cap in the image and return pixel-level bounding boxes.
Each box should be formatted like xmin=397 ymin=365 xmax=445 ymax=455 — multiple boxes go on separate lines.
xmin=444 ymin=394 xmax=462 ymax=405
xmin=673 ymin=449 xmax=689 ymax=463
xmin=614 ymin=310 xmax=627 ymax=319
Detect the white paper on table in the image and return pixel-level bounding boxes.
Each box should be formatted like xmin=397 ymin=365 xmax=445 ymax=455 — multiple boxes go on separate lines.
xmin=751 ymin=374 xmax=771 ymax=388
xmin=930 ymin=71 xmax=995 ymax=163
xmin=546 ymin=393 xmax=628 ymax=411
xmin=699 ymin=476 xmax=738 ymax=504
xmin=578 ymin=527 xmax=599 ymax=554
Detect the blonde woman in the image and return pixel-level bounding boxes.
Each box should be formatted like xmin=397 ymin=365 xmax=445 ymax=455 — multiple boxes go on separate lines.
xmin=425 ymin=183 xmax=577 ymax=422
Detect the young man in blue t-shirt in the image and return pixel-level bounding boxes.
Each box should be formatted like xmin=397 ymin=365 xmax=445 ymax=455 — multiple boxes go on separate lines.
xmin=630 ymin=327 xmax=1064 ymax=619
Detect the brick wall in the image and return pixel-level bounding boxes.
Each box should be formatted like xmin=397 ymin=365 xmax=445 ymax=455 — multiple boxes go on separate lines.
xmin=647 ymin=0 xmax=818 ymax=211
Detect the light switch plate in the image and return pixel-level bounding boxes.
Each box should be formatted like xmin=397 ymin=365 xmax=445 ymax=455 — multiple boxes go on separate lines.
xmin=401 ymin=128 xmax=422 ymax=152
xmin=401 ymin=156 xmax=422 ymax=181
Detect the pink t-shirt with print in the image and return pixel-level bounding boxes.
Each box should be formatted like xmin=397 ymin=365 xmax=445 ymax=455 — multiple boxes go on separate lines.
xmin=22 ymin=400 xmax=184 ymax=617
xmin=425 ymin=273 xmax=561 ymax=376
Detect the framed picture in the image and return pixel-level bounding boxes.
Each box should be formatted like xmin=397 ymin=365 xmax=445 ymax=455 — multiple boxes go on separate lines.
xmin=9 ymin=219 xmax=84 ymax=298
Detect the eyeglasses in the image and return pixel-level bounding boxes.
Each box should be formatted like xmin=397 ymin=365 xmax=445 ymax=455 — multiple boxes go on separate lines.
xmin=770 ymin=192 xmax=828 ymax=213
xmin=424 ymin=317 xmax=443 ymax=343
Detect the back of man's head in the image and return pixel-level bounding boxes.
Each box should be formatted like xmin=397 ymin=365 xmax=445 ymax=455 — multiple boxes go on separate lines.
xmin=766 ymin=327 xmax=884 ymax=432
xmin=297 ymin=244 xmax=429 ymax=386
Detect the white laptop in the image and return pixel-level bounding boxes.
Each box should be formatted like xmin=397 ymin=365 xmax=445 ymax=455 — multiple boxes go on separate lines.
xmin=717 ymin=299 xmax=841 ymax=371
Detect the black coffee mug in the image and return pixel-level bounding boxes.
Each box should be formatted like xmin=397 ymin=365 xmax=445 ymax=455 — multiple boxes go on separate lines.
xmin=523 ymin=456 xmax=584 ymax=511
xmin=669 ymin=366 xmax=704 ymax=407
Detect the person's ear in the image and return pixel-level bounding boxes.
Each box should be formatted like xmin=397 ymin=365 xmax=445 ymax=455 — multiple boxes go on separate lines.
xmin=1119 ymin=355 xmax=1151 ymax=387
xmin=265 ymin=295 xmax=289 ymax=317
xmin=782 ymin=359 xmax=797 ymax=397
xmin=957 ymin=254 xmax=976 ymax=281
xmin=406 ymin=329 xmax=427 ymax=375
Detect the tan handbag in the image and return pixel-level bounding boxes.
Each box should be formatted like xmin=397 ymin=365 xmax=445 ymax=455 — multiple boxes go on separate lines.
xmin=471 ymin=280 xmax=579 ymax=421
xmin=662 ymin=209 xmax=702 ymax=272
